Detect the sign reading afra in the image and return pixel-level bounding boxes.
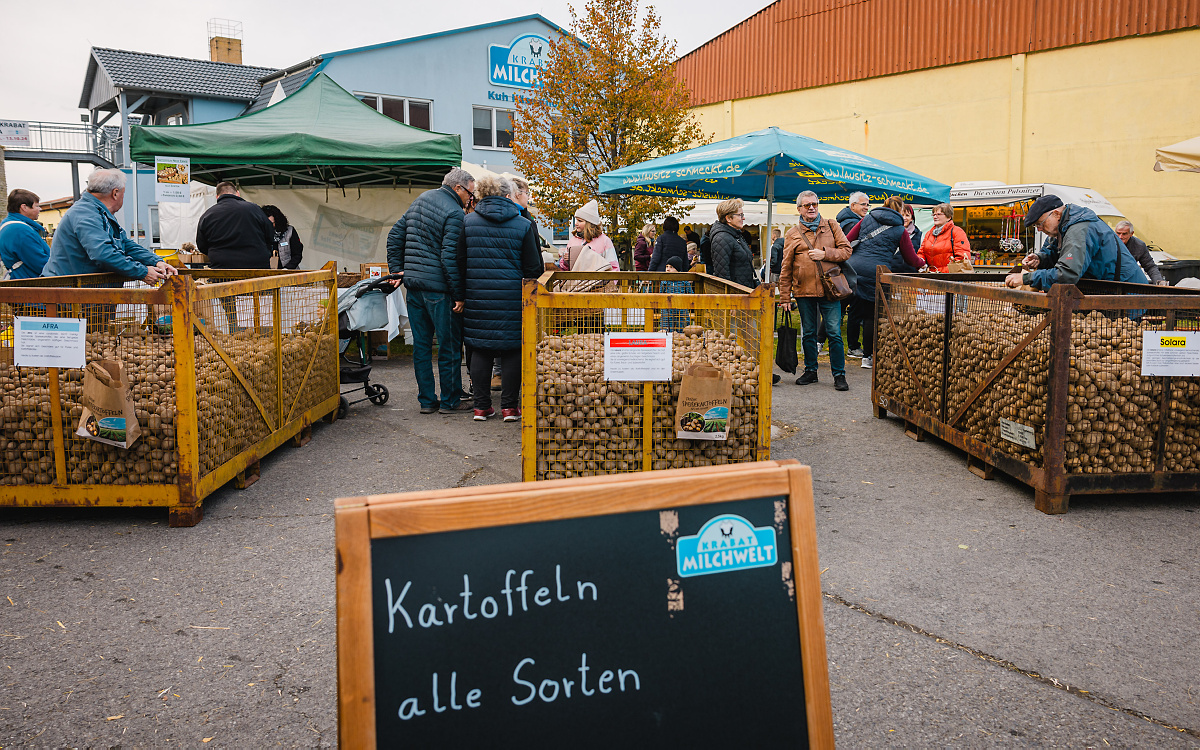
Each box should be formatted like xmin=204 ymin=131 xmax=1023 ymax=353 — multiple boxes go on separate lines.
xmin=489 ymin=33 xmax=549 ymax=90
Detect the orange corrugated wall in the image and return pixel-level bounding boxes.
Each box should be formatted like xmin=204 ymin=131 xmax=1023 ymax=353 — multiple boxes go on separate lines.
xmin=676 ymin=0 xmax=1199 ymax=105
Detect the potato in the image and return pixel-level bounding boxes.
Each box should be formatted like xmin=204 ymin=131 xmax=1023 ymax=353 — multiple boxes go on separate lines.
xmin=533 ymin=320 xmax=762 ymax=480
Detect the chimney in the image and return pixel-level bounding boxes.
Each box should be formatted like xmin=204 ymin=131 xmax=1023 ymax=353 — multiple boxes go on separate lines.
xmin=208 ymin=18 xmax=243 ymax=64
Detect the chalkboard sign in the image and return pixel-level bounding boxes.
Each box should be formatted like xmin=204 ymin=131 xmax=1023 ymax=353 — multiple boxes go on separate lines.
xmin=336 ymin=460 xmax=832 ymax=748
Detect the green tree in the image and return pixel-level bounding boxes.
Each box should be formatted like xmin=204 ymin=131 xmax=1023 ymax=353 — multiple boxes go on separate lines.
xmin=512 ymin=0 xmax=710 ymax=266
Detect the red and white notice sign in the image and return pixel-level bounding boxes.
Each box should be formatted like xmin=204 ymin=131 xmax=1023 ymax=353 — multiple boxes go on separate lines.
xmin=603 ymin=332 xmax=672 ymax=381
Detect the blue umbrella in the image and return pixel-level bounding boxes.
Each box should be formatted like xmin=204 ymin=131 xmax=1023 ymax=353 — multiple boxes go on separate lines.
xmin=599 ymin=127 xmax=951 ymax=245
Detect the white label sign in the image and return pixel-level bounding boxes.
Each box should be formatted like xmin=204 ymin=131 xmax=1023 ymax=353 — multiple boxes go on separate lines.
xmin=13 ymin=317 xmax=86 ymax=368
xmin=999 ymin=417 xmax=1037 ymax=450
xmin=368 ymin=266 xmax=384 ymax=279
xmin=0 ymin=120 xmax=30 ymax=148
xmin=1142 ymin=331 xmax=1200 ymax=377
xmin=154 ymin=156 xmax=190 ymax=203
xmin=603 ymin=332 xmax=672 ymax=381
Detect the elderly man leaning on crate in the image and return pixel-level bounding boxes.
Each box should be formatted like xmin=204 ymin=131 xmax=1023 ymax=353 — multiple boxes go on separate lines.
xmin=1005 ymin=194 xmax=1146 ymax=290
xmin=41 ymin=169 xmax=177 ymax=283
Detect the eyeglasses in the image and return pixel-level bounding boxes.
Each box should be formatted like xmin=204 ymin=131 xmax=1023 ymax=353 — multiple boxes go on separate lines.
xmin=731 ymin=212 xmax=745 ymax=218
xmin=1034 ymin=215 xmax=1053 ymax=231
xmin=799 ymin=202 xmax=819 ymax=208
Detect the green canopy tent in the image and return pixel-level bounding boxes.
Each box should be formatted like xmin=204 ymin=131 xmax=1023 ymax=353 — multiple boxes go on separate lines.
xmin=130 ymin=73 xmax=462 ymax=188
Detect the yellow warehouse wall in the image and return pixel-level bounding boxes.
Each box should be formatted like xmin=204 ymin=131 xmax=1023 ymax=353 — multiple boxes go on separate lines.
xmin=690 ymin=28 xmax=1200 ymax=258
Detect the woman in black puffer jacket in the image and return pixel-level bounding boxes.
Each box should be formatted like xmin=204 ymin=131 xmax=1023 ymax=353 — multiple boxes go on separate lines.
xmin=457 ymin=175 xmax=544 ymax=421
xmin=708 ymin=198 xmax=756 ymax=289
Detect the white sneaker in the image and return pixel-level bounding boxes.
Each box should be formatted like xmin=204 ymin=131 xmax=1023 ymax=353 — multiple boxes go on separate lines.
xmin=815 ymin=343 xmax=824 ymax=355
xmin=848 ymin=348 xmax=864 ymax=359
xmin=861 ymin=356 xmax=873 ymax=369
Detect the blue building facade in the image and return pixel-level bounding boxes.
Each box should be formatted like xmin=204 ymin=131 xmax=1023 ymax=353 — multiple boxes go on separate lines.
xmin=251 ymin=15 xmax=561 ymax=174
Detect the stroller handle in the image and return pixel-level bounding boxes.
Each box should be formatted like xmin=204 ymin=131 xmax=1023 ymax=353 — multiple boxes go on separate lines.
xmin=358 ymin=273 xmax=404 ymax=297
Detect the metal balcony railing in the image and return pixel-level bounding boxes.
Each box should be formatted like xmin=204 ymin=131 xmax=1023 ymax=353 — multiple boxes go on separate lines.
xmin=7 ymin=121 xmax=122 ymax=166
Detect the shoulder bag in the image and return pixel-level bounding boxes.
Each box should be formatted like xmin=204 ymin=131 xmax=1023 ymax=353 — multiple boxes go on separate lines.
xmin=798 ymin=221 xmax=853 ymax=301
xmin=944 ymin=226 xmax=974 ymax=274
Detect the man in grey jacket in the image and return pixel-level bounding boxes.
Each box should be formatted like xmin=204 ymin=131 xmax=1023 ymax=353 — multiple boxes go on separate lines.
xmin=387 ymin=168 xmax=476 ymax=414
xmin=1114 ymin=220 xmax=1167 ymax=285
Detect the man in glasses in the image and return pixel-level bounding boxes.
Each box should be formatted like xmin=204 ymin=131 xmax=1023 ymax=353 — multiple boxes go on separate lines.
xmin=777 ymin=190 xmax=853 ymax=391
xmin=1006 ymin=194 xmax=1146 ymax=290
xmin=387 ymin=167 xmax=477 ymax=414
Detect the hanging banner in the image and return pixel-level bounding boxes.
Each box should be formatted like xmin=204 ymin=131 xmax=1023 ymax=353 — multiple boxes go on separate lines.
xmin=154 ymin=157 xmax=190 ymax=203
xmin=0 ymin=120 xmax=30 ymax=148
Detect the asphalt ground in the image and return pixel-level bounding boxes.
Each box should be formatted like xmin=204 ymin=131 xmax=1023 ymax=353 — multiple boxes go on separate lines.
xmin=2 ymin=353 xmax=1198 ymax=747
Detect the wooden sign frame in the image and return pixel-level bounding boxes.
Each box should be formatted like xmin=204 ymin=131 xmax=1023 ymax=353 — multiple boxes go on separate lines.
xmin=335 ymin=460 xmax=833 ymax=748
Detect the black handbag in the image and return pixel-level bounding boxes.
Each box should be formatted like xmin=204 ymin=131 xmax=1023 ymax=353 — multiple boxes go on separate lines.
xmin=775 ymin=310 xmax=798 ymax=375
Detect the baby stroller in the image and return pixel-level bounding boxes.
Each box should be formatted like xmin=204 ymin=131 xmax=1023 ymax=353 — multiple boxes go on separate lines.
xmin=336 ymin=274 xmax=402 ymax=418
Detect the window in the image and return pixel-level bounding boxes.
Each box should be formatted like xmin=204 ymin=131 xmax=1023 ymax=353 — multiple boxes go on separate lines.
xmin=147 ymin=205 xmax=161 ymax=247
xmin=355 ymin=92 xmax=433 ymax=131
xmin=472 ymin=106 xmax=514 ymax=150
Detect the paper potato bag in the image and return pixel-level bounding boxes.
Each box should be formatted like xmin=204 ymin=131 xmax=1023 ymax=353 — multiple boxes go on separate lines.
xmin=76 ymin=359 xmax=142 ymax=449
xmin=674 ymin=361 xmax=733 ymax=441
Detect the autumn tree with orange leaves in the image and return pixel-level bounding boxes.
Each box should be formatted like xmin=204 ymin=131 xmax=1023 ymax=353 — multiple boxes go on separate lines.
xmin=512 ymin=0 xmax=709 ymax=266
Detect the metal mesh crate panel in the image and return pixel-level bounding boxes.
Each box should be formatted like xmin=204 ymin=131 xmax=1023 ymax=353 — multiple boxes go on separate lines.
xmin=0 ymin=299 xmax=179 ymax=486
xmin=281 ymin=284 xmax=338 ymax=421
xmin=1065 ymin=309 xmax=1200 ymax=474
xmin=531 ymin=275 xmax=765 ymax=481
xmin=874 ymin=287 xmax=945 ymax=415
xmin=194 ymin=332 xmax=273 ymax=477
xmin=948 ymin=299 xmax=1050 ymax=467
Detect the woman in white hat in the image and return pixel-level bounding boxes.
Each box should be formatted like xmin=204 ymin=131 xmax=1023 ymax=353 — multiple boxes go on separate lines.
xmin=557 ymin=199 xmax=619 ymax=271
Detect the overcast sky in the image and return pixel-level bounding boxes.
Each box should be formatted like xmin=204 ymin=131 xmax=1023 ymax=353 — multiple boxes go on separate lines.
xmin=2 ymin=0 xmax=772 ymax=201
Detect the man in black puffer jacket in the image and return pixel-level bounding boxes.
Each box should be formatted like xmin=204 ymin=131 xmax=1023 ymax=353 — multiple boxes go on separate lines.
xmin=387 ymin=168 xmax=476 ymax=414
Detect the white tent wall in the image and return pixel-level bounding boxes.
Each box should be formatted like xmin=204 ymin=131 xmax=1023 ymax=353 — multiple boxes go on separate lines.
xmin=159 ymin=183 xmax=217 ymax=249
xmin=239 ymin=186 xmax=419 ymax=271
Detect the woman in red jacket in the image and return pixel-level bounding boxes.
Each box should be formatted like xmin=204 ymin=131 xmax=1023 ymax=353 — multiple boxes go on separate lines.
xmin=918 ymin=203 xmax=971 ymax=272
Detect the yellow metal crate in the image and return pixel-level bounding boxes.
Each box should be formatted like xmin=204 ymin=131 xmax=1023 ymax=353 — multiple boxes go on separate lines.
xmin=0 ymin=266 xmax=340 ymax=525
xmin=521 ymin=271 xmax=774 ymax=481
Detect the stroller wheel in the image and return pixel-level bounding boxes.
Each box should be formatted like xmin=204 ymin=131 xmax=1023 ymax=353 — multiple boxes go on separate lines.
xmin=337 ymin=396 xmax=349 ymax=420
xmin=368 ymin=384 xmax=390 ymax=406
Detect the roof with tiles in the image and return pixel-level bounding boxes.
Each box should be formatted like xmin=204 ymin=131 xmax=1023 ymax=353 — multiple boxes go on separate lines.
xmin=80 ymin=47 xmax=279 ymax=108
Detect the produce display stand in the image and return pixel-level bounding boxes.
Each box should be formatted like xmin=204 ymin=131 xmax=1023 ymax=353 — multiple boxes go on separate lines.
xmin=871 ymin=269 xmax=1200 ymax=513
xmin=0 ymin=266 xmax=340 ymax=526
xmin=521 ymin=271 xmax=774 ymax=481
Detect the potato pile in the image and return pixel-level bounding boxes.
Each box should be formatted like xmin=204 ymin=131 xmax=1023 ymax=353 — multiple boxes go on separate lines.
xmin=873 ymin=306 xmax=945 ymax=415
xmin=1065 ymin=311 xmax=1177 ymax=475
xmin=0 ymin=332 xmax=179 ymax=486
xmin=0 ymin=321 xmax=337 ymax=486
xmin=875 ymin=306 xmax=1052 ymax=464
xmin=533 ymin=325 xmax=760 ymax=480
xmin=196 ymin=324 xmax=337 ymax=476
xmin=874 ymin=300 xmax=1200 ymax=475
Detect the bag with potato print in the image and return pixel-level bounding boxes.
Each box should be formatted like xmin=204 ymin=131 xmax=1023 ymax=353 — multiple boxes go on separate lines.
xmin=76 ymin=359 xmax=142 ymax=449
xmin=674 ymin=361 xmax=733 ymax=441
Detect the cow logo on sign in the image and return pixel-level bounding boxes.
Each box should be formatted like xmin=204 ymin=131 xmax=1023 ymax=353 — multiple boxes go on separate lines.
xmin=489 ymin=34 xmax=551 ymax=90
xmin=675 ymin=514 xmax=778 ymax=578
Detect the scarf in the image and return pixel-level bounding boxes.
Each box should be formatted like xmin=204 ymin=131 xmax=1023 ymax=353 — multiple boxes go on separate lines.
xmin=799 ymin=216 xmax=823 ymax=233
xmin=931 ymin=221 xmax=952 ymax=237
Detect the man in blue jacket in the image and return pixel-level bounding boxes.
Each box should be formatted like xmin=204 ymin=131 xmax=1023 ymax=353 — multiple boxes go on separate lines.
xmin=1006 ymin=194 xmax=1147 ymax=290
xmin=387 ymin=167 xmax=475 ymax=414
xmin=42 ymin=169 xmax=176 ymax=283
xmin=0 ymin=189 xmax=50 ymax=279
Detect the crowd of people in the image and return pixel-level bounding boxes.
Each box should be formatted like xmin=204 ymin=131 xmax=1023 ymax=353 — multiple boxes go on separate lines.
xmin=0 ymin=166 xmax=1174 ymax=417
xmin=0 ymin=170 xmax=305 ymax=284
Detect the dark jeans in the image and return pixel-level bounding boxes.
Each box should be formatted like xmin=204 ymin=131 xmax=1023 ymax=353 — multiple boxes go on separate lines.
xmin=406 ymin=288 xmax=463 ymax=410
xmin=817 ymin=297 xmax=850 ymax=345
xmin=797 ymin=298 xmax=846 ymax=376
xmin=858 ymin=297 xmax=878 ymax=357
xmin=469 ymin=347 xmax=520 ymax=411
xmin=845 ymin=297 xmax=864 ymax=350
